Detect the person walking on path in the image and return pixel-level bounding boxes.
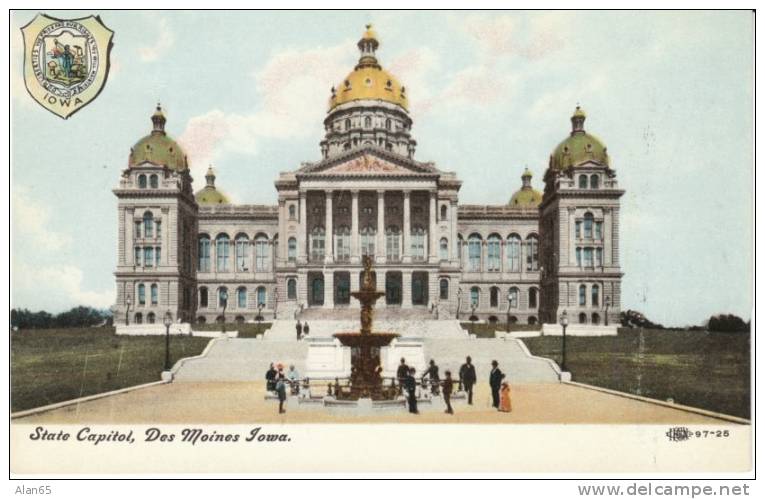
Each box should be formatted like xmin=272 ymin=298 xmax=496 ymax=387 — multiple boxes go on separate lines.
xmin=405 ymin=367 xmax=419 ymax=414
xmin=442 ymin=370 xmax=454 ymax=414
xmin=295 ymin=320 xmax=302 ymax=340
xmin=396 ymin=357 xmax=409 ymax=394
xmin=422 ymin=359 xmax=440 ymax=395
xmin=499 ymin=381 xmax=512 ymax=412
xmin=265 ymin=362 xmax=277 ymax=392
xmin=276 ymin=373 xmax=287 ymax=414
xmin=302 ymin=322 xmax=310 ymax=337
xmin=459 ymin=356 xmax=477 ymax=405
xmin=489 ymin=360 xmax=505 ymax=409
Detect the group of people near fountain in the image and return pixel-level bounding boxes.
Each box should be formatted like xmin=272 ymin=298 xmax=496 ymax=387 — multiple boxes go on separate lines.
xmin=265 ymin=363 xmax=301 ymax=414
xmin=396 ymin=356 xmax=513 ymax=415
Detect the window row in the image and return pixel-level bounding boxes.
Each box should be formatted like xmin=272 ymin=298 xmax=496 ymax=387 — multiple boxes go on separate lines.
xmin=135 ymin=283 xmax=159 ymax=306
xmin=467 ymin=286 xmax=539 ymax=309
xmin=134 ymin=246 xmax=162 ymax=267
xmin=575 ymin=212 xmax=603 ymax=240
xmin=578 ymin=174 xmax=601 ymax=189
xmin=308 ymin=225 xmax=429 ymax=262
xmin=134 ymin=211 xmax=161 ymax=239
xmin=461 ymin=234 xmax=539 ymax=272
xmin=199 ymin=286 xmax=268 ymax=309
xmin=199 ymin=235 xmax=273 ymax=272
xmin=137 ymin=174 xmax=160 ymax=189
xmin=342 ymin=117 xmax=396 ymax=131
xmin=575 ymin=247 xmax=604 ymax=268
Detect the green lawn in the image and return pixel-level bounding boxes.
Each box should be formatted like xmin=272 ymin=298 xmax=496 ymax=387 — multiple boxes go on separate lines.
xmin=11 ymin=327 xmax=211 ymax=412
xmin=522 ymin=329 xmax=751 ymax=419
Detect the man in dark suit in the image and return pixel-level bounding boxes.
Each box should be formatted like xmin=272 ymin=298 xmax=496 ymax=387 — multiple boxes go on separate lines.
xmin=422 ymin=359 xmax=440 ymax=395
xmin=405 ymin=367 xmax=419 ymax=414
xmin=442 ymin=370 xmax=454 ymax=414
xmin=489 ymin=360 xmax=505 ymax=409
xmin=396 ymin=357 xmax=409 ymax=394
xmin=302 ymin=322 xmax=310 ymax=337
xmin=295 ymin=320 xmax=302 ymax=340
xmin=459 ymin=356 xmax=477 ymax=405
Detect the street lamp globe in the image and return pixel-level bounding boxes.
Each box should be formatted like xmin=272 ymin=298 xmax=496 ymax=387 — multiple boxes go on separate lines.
xmin=163 ymin=311 xmax=173 ymax=327
xmin=560 ymin=309 xmax=569 ymax=327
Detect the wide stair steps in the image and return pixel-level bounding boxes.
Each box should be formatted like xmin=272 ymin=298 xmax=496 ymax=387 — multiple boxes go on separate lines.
xmin=263 ymin=319 xmax=467 ymax=341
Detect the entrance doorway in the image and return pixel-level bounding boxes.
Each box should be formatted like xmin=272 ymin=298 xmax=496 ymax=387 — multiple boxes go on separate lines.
xmin=334 ymin=271 xmax=350 ymax=305
xmin=385 ymin=272 xmax=402 ymax=305
xmin=412 ymin=272 xmax=429 ymax=305
xmin=309 ymin=273 xmax=324 ymax=306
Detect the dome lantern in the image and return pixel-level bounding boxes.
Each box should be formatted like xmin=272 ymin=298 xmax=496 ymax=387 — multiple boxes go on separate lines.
xmin=356 ymin=24 xmax=380 ymax=70
xmin=151 ymin=103 xmax=166 ymax=135
xmin=205 ymin=166 xmax=216 ymax=187
xmin=571 ymin=105 xmax=586 ymax=134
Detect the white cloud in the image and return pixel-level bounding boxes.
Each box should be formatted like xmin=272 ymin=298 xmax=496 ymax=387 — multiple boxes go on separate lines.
xmin=12 ymin=187 xmax=71 ymax=250
xmin=12 ymin=263 xmax=115 ymax=311
xmin=138 ymin=17 xmax=175 ymax=62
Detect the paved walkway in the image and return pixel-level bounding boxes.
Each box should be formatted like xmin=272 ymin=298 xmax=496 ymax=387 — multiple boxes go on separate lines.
xmin=14 ymin=382 xmax=735 ymax=425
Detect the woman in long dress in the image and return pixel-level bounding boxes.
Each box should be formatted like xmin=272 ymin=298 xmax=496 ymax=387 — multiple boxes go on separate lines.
xmin=499 ymin=381 xmax=512 ymax=412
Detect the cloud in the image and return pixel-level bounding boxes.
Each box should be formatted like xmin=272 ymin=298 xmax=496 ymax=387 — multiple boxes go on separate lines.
xmin=12 ymin=263 xmax=115 ymax=311
xmin=12 ymin=187 xmax=71 ymax=250
xmin=458 ymin=13 xmax=566 ymax=62
xmin=138 ymin=17 xmax=175 ymax=62
xmin=178 ymin=42 xmax=354 ymax=186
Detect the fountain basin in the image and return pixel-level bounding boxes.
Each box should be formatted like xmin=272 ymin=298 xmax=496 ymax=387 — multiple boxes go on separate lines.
xmin=333 ymin=331 xmax=399 ymax=347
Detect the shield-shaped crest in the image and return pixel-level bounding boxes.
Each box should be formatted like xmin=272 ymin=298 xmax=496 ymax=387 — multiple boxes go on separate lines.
xmin=20 ymin=14 xmax=114 ymax=119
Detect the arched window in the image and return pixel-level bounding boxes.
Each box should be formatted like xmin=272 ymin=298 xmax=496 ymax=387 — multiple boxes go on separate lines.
xmin=385 ymin=118 xmax=391 ymax=130
xmin=149 ymin=174 xmax=159 ymax=188
xmin=578 ymin=175 xmax=588 ymax=189
xmin=288 ymin=205 xmax=296 ymax=219
xmin=411 ymin=226 xmax=426 ymax=261
xmin=138 ymin=283 xmax=146 ymax=305
xmin=439 ymin=238 xmax=449 ymax=261
xmin=311 ymin=226 xmax=325 ymax=261
xmin=468 ymin=234 xmax=482 ymax=271
xmin=525 ymin=234 xmax=539 ymax=271
xmin=360 ymin=226 xmax=376 ymax=256
xmin=592 ymin=284 xmax=600 ymax=307
xmin=255 ymin=235 xmax=270 ymax=270
xmin=590 ymin=174 xmax=600 ymax=189
xmin=579 ymin=312 xmax=587 ymax=324
xmin=583 ymin=212 xmax=594 ymax=239
xmin=198 ymin=236 xmax=211 ymax=272
xmin=490 ymin=287 xmax=500 ymax=308
xmin=197 ymin=316 xmax=207 ymax=324
xmin=470 ymin=287 xmax=480 ymax=308
xmin=218 ymin=287 xmax=228 ymax=308
xmin=440 ymin=204 xmax=448 ymax=221
xmin=386 ymin=226 xmax=401 ymax=261
xmin=487 ymin=234 xmax=501 ymax=272
xmin=364 ymin=116 xmax=372 ymax=128
xmin=528 ymin=316 xmax=537 ymax=325
xmin=147 ymin=312 xmax=156 ymax=324
xmin=592 ymin=313 xmax=600 ymax=325
xmin=237 ymin=287 xmax=247 ymax=308
xmin=439 ymin=279 xmax=449 ymax=300
xmin=150 ymin=284 xmax=158 ymax=305
xmin=579 ymin=284 xmax=586 ymax=307
xmin=257 ymin=286 xmax=266 ymax=307
xmin=138 ymin=174 xmax=147 ymax=189
xmin=216 ymin=234 xmax=230 ymax=271
xmin=288 ymin=237 xmax=297 ymax=262
xmin=529 ymin=287 xmax=538 ymax=309
xmin=199 ymin=287 xmax=208 ymax=308
xmin=134 ymin=312 xmax=143 ymax=324
xmin=287 ymin=278 xmax=297 ymax=300
xmin=143 ymin=212 xmax=154 ymax=238
xmin=335 ymin=225 xmax=351 ymax=261
xmin=236 ymin=234 xmax=250 ymax=271
xmin=509 ymin=287 xmax=519 ymax=308
xmin=507 ymin=234 xmax=521 ymax=272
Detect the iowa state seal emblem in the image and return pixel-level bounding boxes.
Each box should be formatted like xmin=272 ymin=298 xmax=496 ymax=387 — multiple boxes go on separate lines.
xmin=20 ymin=14 xmax=113 ymax=119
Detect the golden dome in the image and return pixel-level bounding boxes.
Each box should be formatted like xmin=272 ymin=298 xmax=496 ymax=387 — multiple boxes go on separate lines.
xmin=328 ymin=25 xmax=408 ymax=111
xmin=129 ymin=104 xmax=188 ymax=172
xmin=195 ymin=166 xmax=230 ymax=205
xmin=509 ymin=168 xmax=543 ymax=208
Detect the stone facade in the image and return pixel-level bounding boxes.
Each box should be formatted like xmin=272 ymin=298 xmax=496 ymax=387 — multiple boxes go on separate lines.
xmin=113 ymin=26 xmax=624 ymax=329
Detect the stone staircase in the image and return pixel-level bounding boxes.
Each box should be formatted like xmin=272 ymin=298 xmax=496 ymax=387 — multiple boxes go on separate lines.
xmin=263 ymin=319 xmax=467 ymax=341
xmin=297 ymin=307 xmax=434 ymax=321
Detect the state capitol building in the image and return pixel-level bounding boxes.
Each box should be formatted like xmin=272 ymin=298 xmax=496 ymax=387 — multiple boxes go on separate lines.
xmin=113 ymin=26 xmax=624 ymax=329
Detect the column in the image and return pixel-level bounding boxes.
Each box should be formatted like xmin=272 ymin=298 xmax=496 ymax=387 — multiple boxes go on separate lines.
xmin=451 ymin=201 xmax=459 ymax=260
xmin=277 ymin=199 xmax=286 ymax=261
xmin=351 ymin=190 xmax=360 ymax=264
xmin=324 ymin=271 xmax=334 ymax=308
xmin=376 ymin=190 xmax=386 ymax=263
xmin=325 ymin=190 xmax=334 ymax=263
xmin=402 ymin=190 xmax=411 ymax=263
xmin=428 ymin=192 xmax=437 ymax=263
xmin=402 ymin=270 xmax=412 ymax=309
xmin=125 ymin=207 xmax=133 ymax=264
xmin=604 ymin=208 xmax=613 ymax=266
xmin=298 ymin=191 xmax=307 ymax=263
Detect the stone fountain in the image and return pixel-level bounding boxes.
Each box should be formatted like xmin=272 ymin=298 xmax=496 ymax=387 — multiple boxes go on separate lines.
xmin=331 ymin=255 xmax=400 ymax=400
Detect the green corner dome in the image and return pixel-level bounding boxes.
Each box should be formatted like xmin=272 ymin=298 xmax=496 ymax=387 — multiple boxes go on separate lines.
xmin=550 ymin=106 xmax=609 ymax=171
xmin=128 ymin=104 xmax=189 ymax=172
xmin=509 ymin=168 xmax=543 ymax=208
xmin=195 ymin=167 xmax=230 ymax=205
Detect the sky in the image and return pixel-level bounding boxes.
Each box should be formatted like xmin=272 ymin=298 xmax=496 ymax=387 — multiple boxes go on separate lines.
xmin=10 ymin=10 xmax=753 ymax=326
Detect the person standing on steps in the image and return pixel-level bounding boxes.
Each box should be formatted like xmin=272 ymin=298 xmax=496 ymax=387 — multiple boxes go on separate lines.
xmin=396 ymin=357 xmax=409 ymax=394
xmin=442 ymin=370 xmax=454 ymax=414
xmin=489 ymin=360 xmax=505 ymax=409
xmin=459 ymin=356 xmax=477 ymax=405
xmin=295 ymin=320 xmax=302 ymax=340
xmin=302 ymin=322 xmax=310 ymax=338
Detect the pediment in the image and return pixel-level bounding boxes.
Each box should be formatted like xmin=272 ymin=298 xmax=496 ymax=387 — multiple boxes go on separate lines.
xmin=301 ymin=149 xmax=438 ymax=177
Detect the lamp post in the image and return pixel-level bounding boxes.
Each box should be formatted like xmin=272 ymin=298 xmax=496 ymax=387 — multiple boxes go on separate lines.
xmin=257 ymin=302 xmax=265 ymax=327
xmin=125 ymin=295 xmax=132 ymax=326
xmin=220 ymin=289 xmax=228 ymax=335
xmin=506 ymin=292 xmax=514 ymax=333
xmin=559 ymin=309 xmax=569 ymax=372
xmin=163 ymin=311 xmax=173 ymax=371
xmin=605 ymin=296 xmax=611 ymax=326
xmin=456 ymin=288 xmax=462 ymax=319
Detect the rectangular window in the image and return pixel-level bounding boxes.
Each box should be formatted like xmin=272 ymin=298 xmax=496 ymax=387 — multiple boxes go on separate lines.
xmin=575 ymin=221 xmax=582 ymax=239
xmin=336 ymin=234 xmax=350 ymax=261
xmin=134 ymin=246 xmax=141 ymax=266
xmin=198 ymin=239 xmax=210 ymax=272
xmin=138 ymin=285 xmax=145 ymax=305
xmin=361 ymin=234 xmax=375 ymax=257
xmin=468 ymin=241 xmax=481 ymax=271
xmin=386 ymin=234 xmax=400 ymax=261
xmin=576 ymin=247 xmax=582 ymax=267
xmin=487 ymin=241 xmax=501 ymax=271
xmin=288 ymin=239 xmax=297 ymax=262
xmin=135 ymin=221 xmax=141 ymax=239
xmin=217 ymin=240 xmax=229 ymax=271
xmin=255 ymin=241 xmax=270 ymax=270
xmin=584 ymin=247 xmax=594 ymax=268
xmin=579 ymin=286 xmax=586 ymax=306
xmin=411 ymin=233 xmax=425 ymax=261
xmin=526 ymin=239 xmax=539 ymax=271
xmin=155 ymin=221 xmax=161 ymax=239
xmin=596 ymin=247 xmax=603 ymax=267
xmin=144 ymin=219 xmax=153 ymax=239
xmin=151 ymin=285 xmax=158 ymax=305
xmin=595 ymin=221 xmax=603 ymax=240
xmin=155 ymin=247 xmax=161 ymax=266
xmin=144 ymin=247 xmax=154 ymax=267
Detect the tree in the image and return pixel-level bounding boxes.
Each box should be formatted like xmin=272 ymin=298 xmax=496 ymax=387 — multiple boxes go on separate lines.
xmin=11 ymin=307 xmax=113 ymax=330
xmin=620 ymin=309 xmax=664 ymax=329
xmin=708 ymin=314 xmax=750 ymax=333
